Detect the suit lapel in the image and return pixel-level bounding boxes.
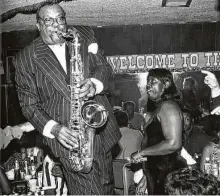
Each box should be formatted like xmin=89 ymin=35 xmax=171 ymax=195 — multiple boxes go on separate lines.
xmin=34 ymin=37 xmax=70 ymax=102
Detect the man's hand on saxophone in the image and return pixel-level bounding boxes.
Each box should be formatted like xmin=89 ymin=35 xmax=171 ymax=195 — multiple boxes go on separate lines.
xmin=51 ymin=124 xmax=79 ymax=151
xmin=77 ymin=78 xmax=96 ymax=100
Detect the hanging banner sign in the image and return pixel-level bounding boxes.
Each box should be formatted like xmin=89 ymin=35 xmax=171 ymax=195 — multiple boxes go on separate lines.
xmin=106 ymin=51 xmax=220 ymax=73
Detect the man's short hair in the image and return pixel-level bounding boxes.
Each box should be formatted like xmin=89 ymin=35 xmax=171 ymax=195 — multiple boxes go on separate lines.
xmin=182 ymin=108 xmax=193 ymax=118
xmin=114 ymin=110 xmax=129 ymax=127
xmin=36 ymin=2 xmax=66 ymax=22
xmin=123 ymin=101 xmax=136 ymax=109
xmin=183 ymin=76 xmax=196 ymax=87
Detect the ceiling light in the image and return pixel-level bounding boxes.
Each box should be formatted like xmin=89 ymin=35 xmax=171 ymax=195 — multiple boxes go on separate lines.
xmin=162 ymin=0 xmax=192 ymax=7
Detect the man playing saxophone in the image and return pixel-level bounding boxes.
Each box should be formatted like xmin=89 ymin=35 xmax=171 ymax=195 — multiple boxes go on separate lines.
xmin=14 ymin=2 xmax=121 ymax=195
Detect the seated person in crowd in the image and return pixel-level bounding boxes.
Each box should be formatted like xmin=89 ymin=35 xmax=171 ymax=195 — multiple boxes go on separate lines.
xmin=123 ymin=101 xmax=146 ymax=132
xmin=0 ymin=122 xmax=34 ymax=150
xmin=181 ymin=76 xmax=200 ymax=119
xmin=200 ymin=70 xmax=220 ymax=171
xmin=4 ymin=128 xmax=45 ymax=172
xmin=201 ymin=70 xmax=220 ymax=114
xmin=200 ymin=127 xmax=220 ymax=172
xmin=182 ymin=109 xmax=210 ymax=160
xmin=2 ymin=122 xmax=68 ymax=194
xmin=0 ymin=122 xmax=34 ymax=195
xmin=165 ymin=167 xmax=220 ymax=195
xmin=112 ymin=109 xmax=143 ymax=159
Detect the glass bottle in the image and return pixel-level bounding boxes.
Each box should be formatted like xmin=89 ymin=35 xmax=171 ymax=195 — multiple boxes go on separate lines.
xmin=30 ymin=160 xmax=36 ymax=179
xmin=211 ymin=162 xmax=218 ymax=177
xmin=14 ymin=160 xmax=21 ymax=181
xmin=204 ymin=157 xmax=211 ymax=175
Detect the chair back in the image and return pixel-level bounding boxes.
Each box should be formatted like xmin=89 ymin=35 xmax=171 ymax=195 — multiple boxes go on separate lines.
xmin=113 ymin=159 xmax=134 ymax=195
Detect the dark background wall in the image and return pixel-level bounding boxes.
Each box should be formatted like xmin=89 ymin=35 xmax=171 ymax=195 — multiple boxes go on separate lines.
xmin=2 ymin=22 xmax=220 ymax=54
xmin=94 ymin=22 xmax=220 ymax=55
xmin=1 ymin=21 xmax=220 ymax=127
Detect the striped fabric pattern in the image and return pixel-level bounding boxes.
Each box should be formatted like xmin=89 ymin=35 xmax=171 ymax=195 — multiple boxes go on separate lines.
xmin=14 ymin=26 xmax=121 ymax=194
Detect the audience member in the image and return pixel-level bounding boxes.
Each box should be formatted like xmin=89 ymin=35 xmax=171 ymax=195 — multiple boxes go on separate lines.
xmin=0 ymin=122 xmax=35 ymax=195
xmin=200 ymin=70 xmax=220 ymax=172
xmin=201 ymin=70 xmax=220 ymax=114
xmin=4 ymin=128 xmax=45 ymax=172
xmin=200 ymin=127 xmax=220 ymax=172
xmin=197 ymin=114 xmax=220 ymax=134
xmin=123 ymin=101 xmax=146 ymax=131
xmin=165 ymin=167 xmax=220 ymax=195
xmin=182 ymin=109 xmax=210 ymax=160
xmin=112 ymin=109 xmax=143 ymax=159
xmin=181 ymin=76 xmax=200 ymax=119
xmin=0 ymin=122 xmax=34 ymax=150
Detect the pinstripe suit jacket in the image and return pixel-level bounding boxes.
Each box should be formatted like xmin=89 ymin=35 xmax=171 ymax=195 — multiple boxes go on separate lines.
xmin=15 ymin=26 xmax=121 ymax=194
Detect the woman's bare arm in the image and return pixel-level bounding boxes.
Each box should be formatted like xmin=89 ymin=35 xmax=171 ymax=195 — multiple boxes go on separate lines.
xmin=133 ymin=101 xmax=182 ymax=158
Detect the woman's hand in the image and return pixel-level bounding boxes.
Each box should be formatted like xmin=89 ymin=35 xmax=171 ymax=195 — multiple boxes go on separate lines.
xmin=129 ymin=151 xmax=147 ymax=163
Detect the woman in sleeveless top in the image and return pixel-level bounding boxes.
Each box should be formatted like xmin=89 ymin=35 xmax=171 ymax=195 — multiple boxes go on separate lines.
xmin=130 ymin=68 xmax=187 ymax=194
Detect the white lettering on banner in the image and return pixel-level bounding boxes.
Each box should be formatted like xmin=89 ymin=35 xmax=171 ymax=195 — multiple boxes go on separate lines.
xmin=167 ymin=54 xmax=175 ymax=68
xmin=136 ymin=55 xmax=145 ymax=69
xmin=205 ymin=52 xmax=212 ymax=67
xmin=106 ymin=51 xmax=220 ymax=73
xmin=145 ymin=55 xmax=154 ymax=69
xmin=213 ymin=52 xmax=220 ymax=66
xmin=154 ymin=55 xmax=166 ymax=68
xmin=181 ymin=53 xmax=189 ymax=68
xmin=120 ymin=56 xmax=128 ymax=70
xmin=191 ymin=53 xmax=198 ymax=67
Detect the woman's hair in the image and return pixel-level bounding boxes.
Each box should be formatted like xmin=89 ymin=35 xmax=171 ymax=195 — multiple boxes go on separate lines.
xmin=148 ymin=68 xmax=180 ymax=102
xmin=165 ymin=168 xmax=220 ymax=195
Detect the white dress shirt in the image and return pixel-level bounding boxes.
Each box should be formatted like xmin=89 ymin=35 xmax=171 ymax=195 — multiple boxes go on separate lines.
xmin=49 ymin=43 xmax=67 ymax=73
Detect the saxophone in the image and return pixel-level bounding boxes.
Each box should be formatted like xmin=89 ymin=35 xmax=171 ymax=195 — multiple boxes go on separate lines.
xmin=58 ymin=28 xmax=108 ymax=173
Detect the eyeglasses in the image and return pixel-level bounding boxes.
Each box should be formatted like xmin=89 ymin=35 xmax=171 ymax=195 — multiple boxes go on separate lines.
xmin=38 ymin=16 xmax=66 ymax=26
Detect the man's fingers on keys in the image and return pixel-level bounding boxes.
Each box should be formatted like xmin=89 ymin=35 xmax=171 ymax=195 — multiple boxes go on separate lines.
xmin=60 ymin=139 xmax=74 ymax=150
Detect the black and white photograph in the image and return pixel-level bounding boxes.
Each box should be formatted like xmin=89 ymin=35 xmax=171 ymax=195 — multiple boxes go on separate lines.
xmin=1 ymin=0 xmax=220 ymax=195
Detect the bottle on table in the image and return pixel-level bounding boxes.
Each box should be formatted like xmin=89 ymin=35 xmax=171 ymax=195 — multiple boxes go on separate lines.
xmin=211 ymin=161 xmax=218 ymax=178
xmin=204 ymin=157 xmax=211 ymax=175
xmin=218 ymin=161 xmax=220 ymax=180
xmin=30 ymin=160 xmax=37 ymax=179
xmin=140 ymin=123 xmax=144 ymax=133
xmin=23 ymin=160 xmax=32 ymax=181
xmin=14 ymin=160 xmax=21 ymax=181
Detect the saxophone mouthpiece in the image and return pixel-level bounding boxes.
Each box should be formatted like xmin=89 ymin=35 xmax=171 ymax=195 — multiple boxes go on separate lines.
xmin=55 ymin=28 xmax=80 ymax=42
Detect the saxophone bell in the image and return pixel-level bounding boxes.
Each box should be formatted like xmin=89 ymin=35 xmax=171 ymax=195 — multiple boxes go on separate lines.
xmin=81 ymin=100 xmax=108 ymax=128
